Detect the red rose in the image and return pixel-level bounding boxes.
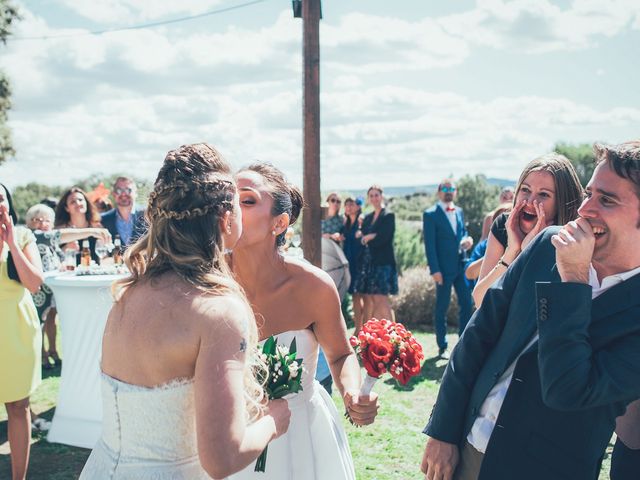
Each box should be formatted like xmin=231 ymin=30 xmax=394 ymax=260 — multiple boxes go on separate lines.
xmin=360 ymin=348 xmax=381 ymax=378
xmin=363 ymin=318 xmax=386 ymax=338
xmin=369 ymin=338 xmax=393 ymax=365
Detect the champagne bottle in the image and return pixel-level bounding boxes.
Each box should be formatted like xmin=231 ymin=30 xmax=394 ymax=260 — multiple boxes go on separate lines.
xmin=113 ymin=236 xmax=123 ymax=265
xmin=81 ymin=240 xmax=91 ymax=267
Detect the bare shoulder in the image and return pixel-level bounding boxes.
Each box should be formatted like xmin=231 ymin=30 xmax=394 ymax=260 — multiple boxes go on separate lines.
xmin=283 ymin=256 xmax=339 ymax=303
xmin=190 ymin=292 xmax=252 ymax=337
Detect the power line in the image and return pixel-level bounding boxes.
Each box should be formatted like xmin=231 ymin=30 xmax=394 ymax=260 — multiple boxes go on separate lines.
xmin=11 ymin=0 xmax=270 ymax=41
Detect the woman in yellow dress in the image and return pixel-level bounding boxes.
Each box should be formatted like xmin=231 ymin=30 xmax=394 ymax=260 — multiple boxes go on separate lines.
xmin=0 ymin=183 xmax=44 ymax=480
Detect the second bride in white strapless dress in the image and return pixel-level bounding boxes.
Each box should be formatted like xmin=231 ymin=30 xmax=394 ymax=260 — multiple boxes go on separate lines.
xmin=229 ymin=329 xmax=356 ymax=480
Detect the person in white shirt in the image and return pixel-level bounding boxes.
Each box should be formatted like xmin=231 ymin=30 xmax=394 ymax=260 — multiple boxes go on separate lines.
xmin=421 ymin=141 xmax=640 ymax=480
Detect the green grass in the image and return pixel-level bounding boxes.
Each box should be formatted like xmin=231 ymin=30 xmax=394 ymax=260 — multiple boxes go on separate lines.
xmin=1 ymin=331 xmax=612 ymax=479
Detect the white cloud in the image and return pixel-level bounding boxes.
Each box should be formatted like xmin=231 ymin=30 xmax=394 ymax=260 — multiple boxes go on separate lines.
xmin=442 ymin=0 xmax=640 ymax=53
xmin=58 ymin=0 xmax=225 ymax=24
xmin=1 ymin=2 xmax=639 ymax=192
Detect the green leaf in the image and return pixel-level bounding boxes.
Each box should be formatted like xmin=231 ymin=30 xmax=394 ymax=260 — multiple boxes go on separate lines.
xmin=289 ymin=337 xmax=297 ymax=355
xmin=262 ymin=336 xmax=276 ymax=355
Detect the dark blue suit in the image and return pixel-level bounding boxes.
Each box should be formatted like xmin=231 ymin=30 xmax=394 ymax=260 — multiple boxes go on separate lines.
xmin=425 ymin=227 xmax=640 ymax=480
xmin=423 ymin=204 xmax=473 ymax=350
xmin=100 ymin=207 xmax=147 ymax=246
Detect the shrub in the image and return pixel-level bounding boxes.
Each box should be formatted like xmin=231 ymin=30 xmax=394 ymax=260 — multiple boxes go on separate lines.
xmin=391 ymin=266 xmax=462 ymax=329
xmin=394 ymin=220 xmax=426 ymax=274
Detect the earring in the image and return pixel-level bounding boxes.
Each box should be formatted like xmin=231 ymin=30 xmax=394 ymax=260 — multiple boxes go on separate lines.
xmin=272 ymin=230 xmax=277 ymax=236
xmin=226 ymin=223 xmax=232 ymax=235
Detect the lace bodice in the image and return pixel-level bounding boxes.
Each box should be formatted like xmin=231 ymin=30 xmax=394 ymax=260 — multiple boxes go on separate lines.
xmin=79 ymin=374 xmax=208 ymax=479
xmin=101 ymin=374 xmax=198 ymax=461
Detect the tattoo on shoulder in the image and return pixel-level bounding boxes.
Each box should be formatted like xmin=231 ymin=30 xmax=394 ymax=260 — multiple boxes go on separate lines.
xmin=240 ymin=338 xmax=247 ymax=352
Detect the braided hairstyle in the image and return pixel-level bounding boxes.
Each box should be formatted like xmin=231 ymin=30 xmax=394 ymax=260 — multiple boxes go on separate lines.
xmin=115 ymin=143 xmax=266 ymax=421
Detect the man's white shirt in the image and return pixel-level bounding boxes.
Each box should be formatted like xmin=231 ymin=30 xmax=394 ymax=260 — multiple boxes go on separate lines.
xmin=466 ymin=263 xmax=640 ymax=454
xmin=438 ymin=201 xmax=457 ymax=235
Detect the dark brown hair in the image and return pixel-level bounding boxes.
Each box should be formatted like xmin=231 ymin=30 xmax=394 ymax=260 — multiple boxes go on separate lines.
xmin=55 ymin=187 xmax=101 ymax=227
xmin=240 ymin=162 xmax=304 ymax=247
xmin=594 ymin=141 xmax=640 ymax=200
xmin=514 ymin=153 xmax=583 ymax=225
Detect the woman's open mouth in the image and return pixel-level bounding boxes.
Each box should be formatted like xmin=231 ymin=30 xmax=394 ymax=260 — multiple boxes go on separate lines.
xmin=520 ymin=210 xmax=537 ymax=222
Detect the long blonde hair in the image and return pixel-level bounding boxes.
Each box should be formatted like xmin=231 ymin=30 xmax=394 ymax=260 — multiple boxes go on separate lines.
xmin=115 ymin=143 xmax=266 ymax=421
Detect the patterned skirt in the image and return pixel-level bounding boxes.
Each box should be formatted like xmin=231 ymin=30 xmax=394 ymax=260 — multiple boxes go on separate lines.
xmin=353 ymin=247 xmax=398 ymax=296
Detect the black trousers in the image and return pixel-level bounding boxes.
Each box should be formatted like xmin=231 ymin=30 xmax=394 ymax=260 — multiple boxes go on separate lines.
xmin=610 ymin=437 xmax=640 ymax=480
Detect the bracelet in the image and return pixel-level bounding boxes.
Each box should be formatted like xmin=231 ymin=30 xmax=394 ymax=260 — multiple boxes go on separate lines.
xmin=497 ymin=257 xmax=510 ymax=268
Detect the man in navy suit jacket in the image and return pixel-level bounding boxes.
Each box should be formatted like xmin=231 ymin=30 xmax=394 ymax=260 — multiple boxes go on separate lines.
xmin=423 ymin=179 xmax=474 ymax=357
xmin=611 ymin=399 xmax=640 ymax=479
xmin=100 ymin=176 xmax=147 ymax=247
xmin=420 ymin=142 xmax=640 ymax=480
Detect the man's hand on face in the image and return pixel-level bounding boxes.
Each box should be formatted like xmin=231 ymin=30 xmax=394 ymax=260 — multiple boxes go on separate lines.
xmin=421 ymin=437 xmax=459 ymax=480
xmin=551 ymin=218 xmax=595 ymax=284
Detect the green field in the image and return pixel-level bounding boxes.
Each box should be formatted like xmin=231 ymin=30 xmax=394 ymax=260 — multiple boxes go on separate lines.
xmin=0 ymin=331 xmax=612 ymax=479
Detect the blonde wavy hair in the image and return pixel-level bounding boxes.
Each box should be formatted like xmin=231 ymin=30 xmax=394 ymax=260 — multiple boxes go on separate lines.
xmin=114 ymin=143 xmax=266 ymax=421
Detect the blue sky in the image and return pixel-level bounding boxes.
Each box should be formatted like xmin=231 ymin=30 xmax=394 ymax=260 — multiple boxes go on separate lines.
xmin=1 ymin=0 xmax=639 ymax=190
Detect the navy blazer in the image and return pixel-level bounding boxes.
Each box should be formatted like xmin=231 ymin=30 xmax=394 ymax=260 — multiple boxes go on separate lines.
xmin=423 ymin=204 xmax=468 ymax=280
xmin=425 ymin=227 xmax=640 ymax=480
xmin=100 ymin=207 xmax=147 ymax=246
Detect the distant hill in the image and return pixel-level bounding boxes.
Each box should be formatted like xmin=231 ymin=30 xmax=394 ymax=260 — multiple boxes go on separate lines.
xmin=339 ymin=177 xmax=515 ymax=199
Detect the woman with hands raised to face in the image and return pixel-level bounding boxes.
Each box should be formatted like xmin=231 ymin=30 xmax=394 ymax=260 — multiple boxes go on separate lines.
xmin=0 ymin=183 xmax=44 ymax=480
xmin=472 ymin=154 xmax=583 ymax=307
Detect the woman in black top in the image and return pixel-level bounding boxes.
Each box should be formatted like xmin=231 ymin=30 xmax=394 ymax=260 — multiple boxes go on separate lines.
xmin=472 ymin=153 xmax=583 ymax=306
xmin=354 ymin=185 xmax=397 ymax=322
xmin=340 ymin=197 xmax=364 ymax=333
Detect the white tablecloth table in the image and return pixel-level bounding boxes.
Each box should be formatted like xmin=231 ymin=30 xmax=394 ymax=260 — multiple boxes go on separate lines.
xmin=44 ymin=273 xmax=124 ymax=449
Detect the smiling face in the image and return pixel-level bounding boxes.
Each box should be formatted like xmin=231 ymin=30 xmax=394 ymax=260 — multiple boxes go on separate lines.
xmin=344 ymin=199 xmax=356 ymax=216
xmin=578 ymin=161 xmax=640 ymax=276
xmin=28 ymin=213 xmax=53 ymax=232
xmin=113 ymin=179 xmax=136 ymax=209
xmin=65 ymin=192 xmax=88 ymax=217
xmin=515 ymin=170 xmax=557 ymax=234
xmin=438 ymin=183 xmax=456 ymax=203
xmin=327 ymin=194 xmax=341 ymax=216
xmin=235 ymin=170 xmax=278 ymax=248
xmin=368 ymin=188 xmax=383 ymax=209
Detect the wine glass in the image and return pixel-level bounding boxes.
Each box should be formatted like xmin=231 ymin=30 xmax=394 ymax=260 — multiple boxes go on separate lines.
xmin=95 ymin=240 xmax=109 ymax=265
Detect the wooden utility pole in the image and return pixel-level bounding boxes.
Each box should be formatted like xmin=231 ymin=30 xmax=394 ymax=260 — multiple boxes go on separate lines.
xmin=301 ymin=0 xmax=322 ymax=267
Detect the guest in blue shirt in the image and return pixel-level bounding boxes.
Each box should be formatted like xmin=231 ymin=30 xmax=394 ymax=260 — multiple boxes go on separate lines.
xmin=100 ymin=177 xmax=147 ymax=247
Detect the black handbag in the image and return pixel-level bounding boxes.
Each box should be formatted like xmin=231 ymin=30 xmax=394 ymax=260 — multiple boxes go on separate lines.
xmin=7 ymin=252 xmax=20 ymax=282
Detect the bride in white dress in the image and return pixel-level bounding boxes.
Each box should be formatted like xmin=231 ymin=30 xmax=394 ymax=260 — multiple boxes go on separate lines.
xmin=80 ymin=144 xmax=290 ymax=479
xmin=229 ymin=163 xmax=380 ymax=480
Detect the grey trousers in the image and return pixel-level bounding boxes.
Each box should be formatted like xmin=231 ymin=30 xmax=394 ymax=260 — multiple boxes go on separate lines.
xmin=453 ymin=441 xmax=484 ymax=480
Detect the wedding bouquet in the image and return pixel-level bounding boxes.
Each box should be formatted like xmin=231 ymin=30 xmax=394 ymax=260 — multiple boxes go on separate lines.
xmin=350 ymin=318 xmax=424 ymax=395
xmin=254 ymin=336 xmax=304 ymax=472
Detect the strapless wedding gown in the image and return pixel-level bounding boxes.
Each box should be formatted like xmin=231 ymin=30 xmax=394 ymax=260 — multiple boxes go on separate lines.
xmin=228 ymin=329 xmax=356 ymax=480
xmin=79 ymin=374 xmax=209 ymax=479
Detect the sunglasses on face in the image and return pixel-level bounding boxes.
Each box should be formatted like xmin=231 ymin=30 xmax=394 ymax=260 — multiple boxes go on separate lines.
xmin=329 ymin=198 xmax=341 ymax=204
xmin=32 ymin=217 xmax=52 ymax=224
xmin=114 ymin=187 xmax=133 ymax=195
xmin=441 ymin=186 xmax=456 ymax=193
